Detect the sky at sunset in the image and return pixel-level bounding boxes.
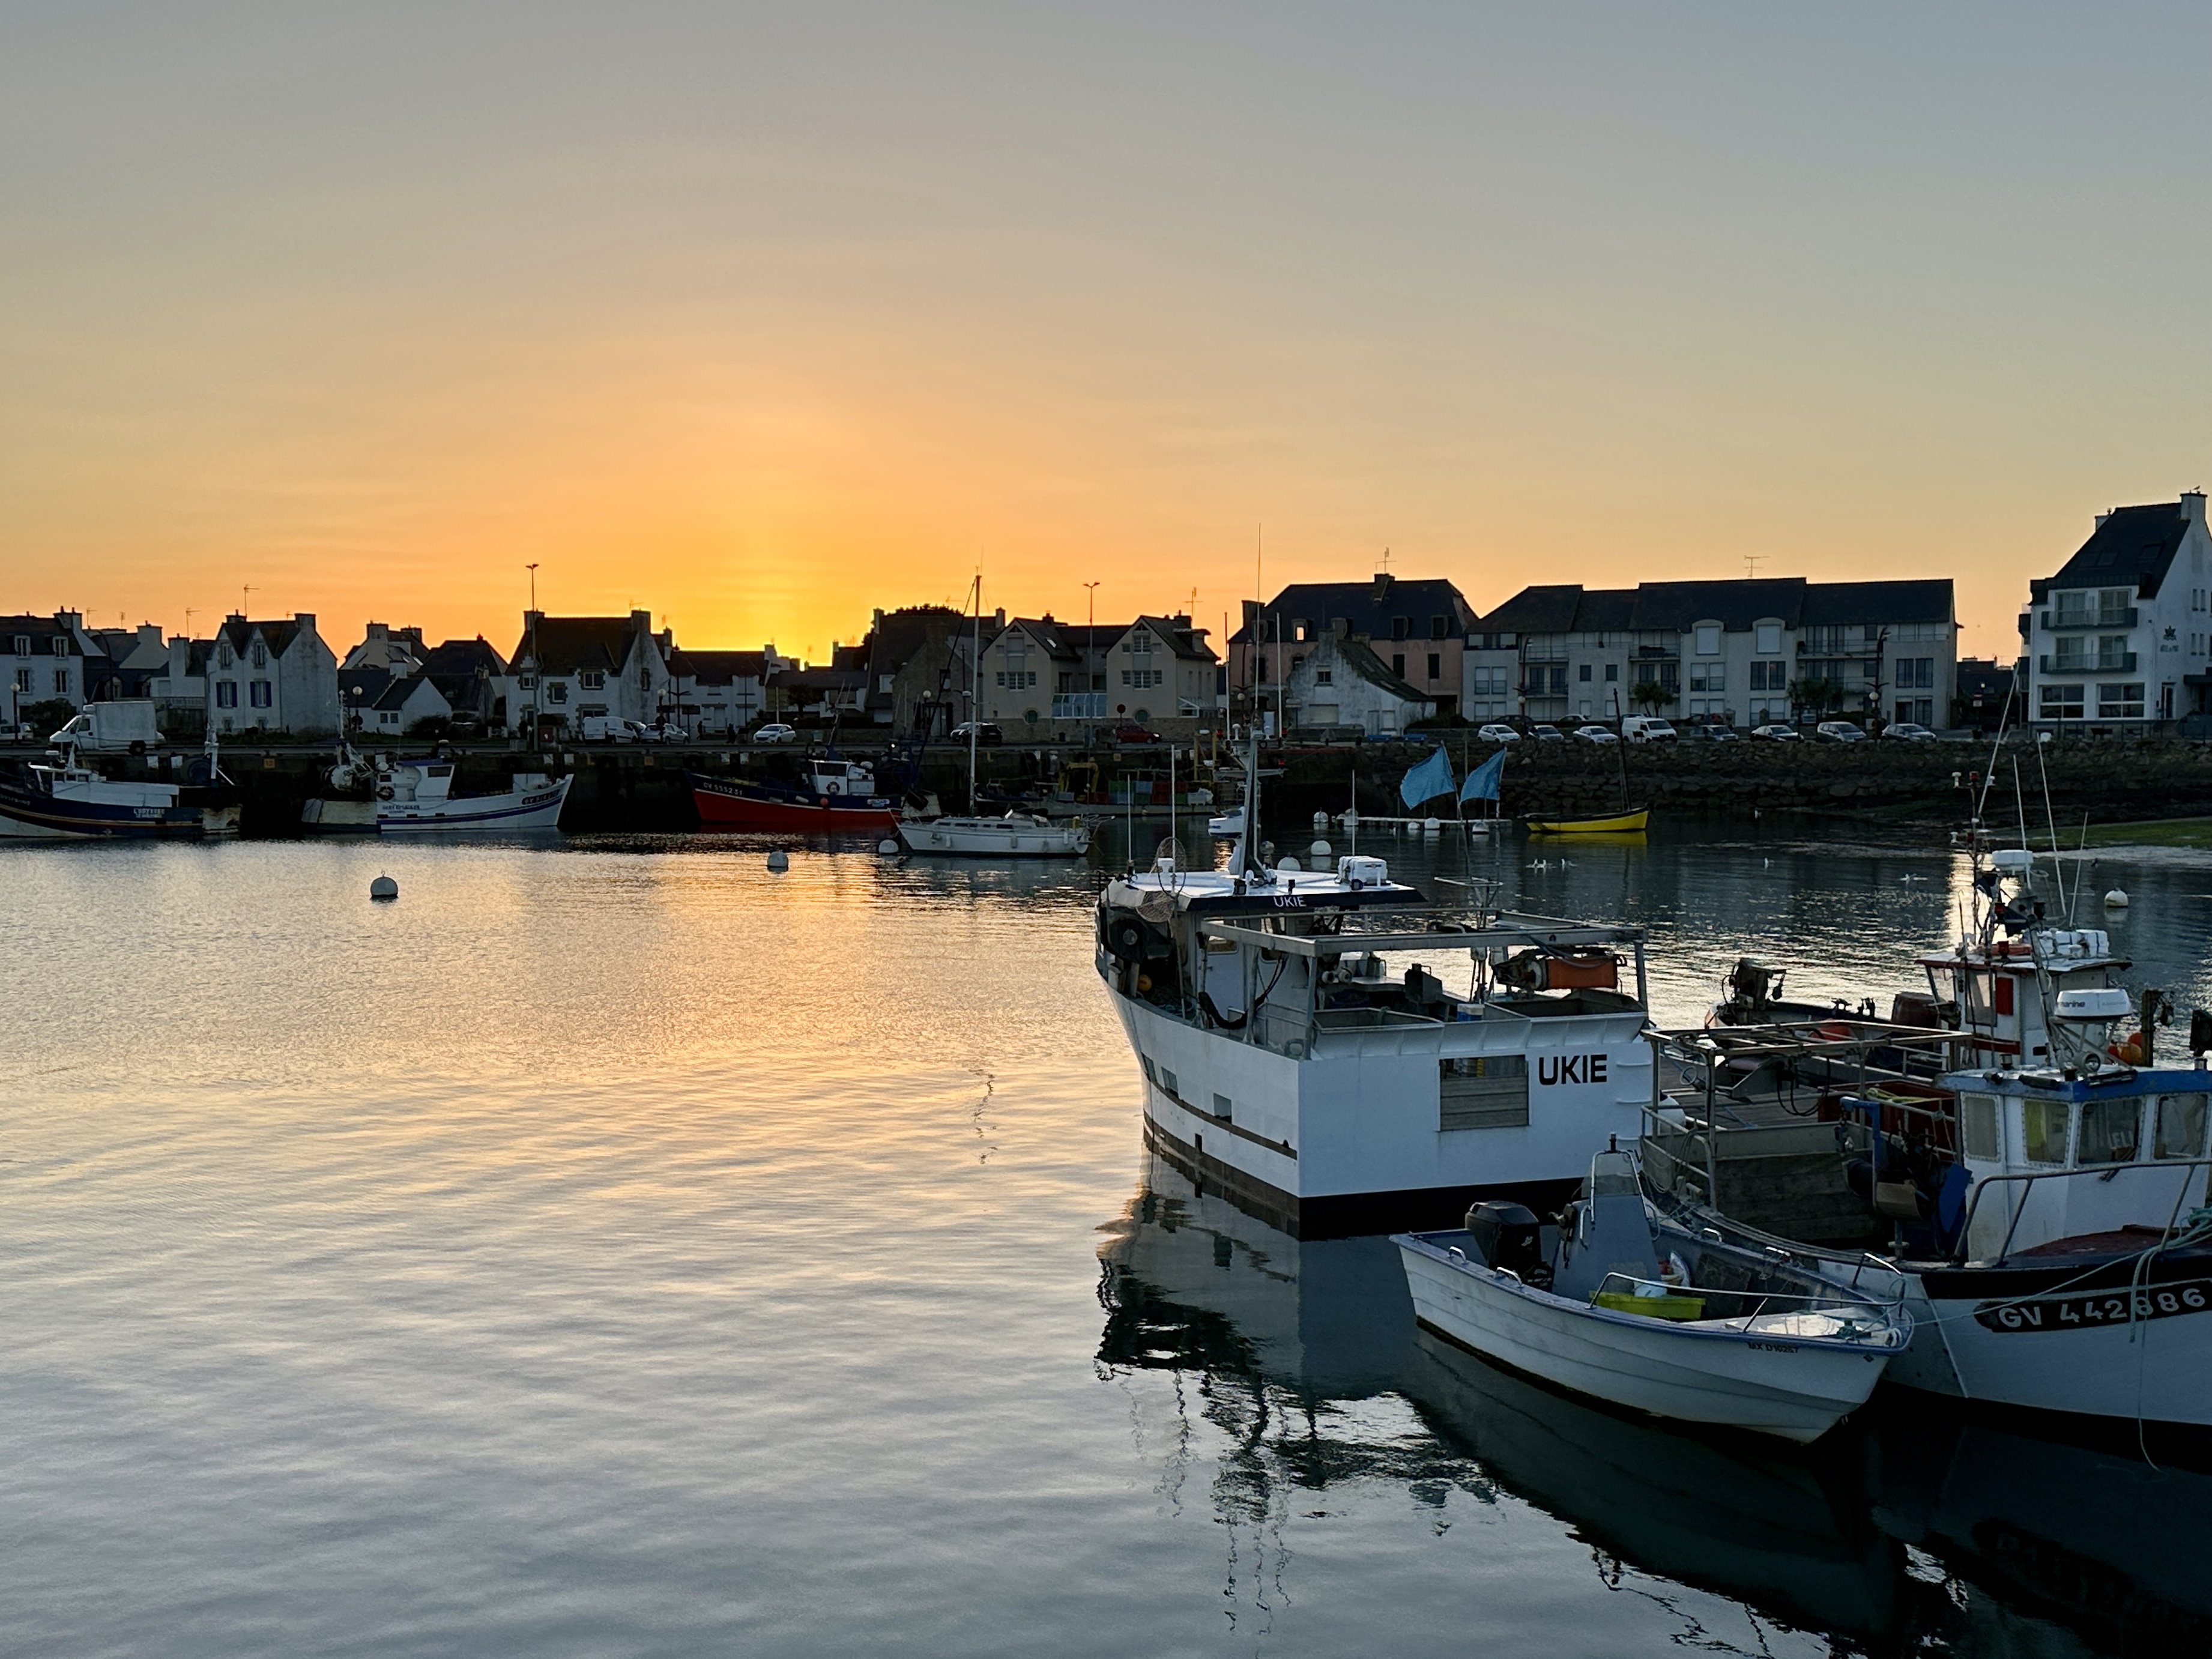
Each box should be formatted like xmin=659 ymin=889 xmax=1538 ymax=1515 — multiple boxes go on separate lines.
xmin=8 ymin=4 xmax=2212 ymax=664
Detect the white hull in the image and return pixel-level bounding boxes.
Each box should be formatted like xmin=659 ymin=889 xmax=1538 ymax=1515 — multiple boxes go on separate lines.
xmin=1398 ymin=1240 xmax=1892 ymax=1443
xmin=898 ymin=815 xmax=1090 ymax=857
xmin=379 ymin=775 xmax=571 ymax=833
xmin=1114 ymin=987 xmax=1650 ymax=1230
xmin=1910 ymin=1281 xmax=2212 ymax=1427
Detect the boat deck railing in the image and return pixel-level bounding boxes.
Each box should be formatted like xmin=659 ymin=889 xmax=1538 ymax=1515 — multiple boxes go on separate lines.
xmin=1955 ymin=1156 xmax=2212 ymax=1266
xmin=1592 ymin=1269 xmax=1906 ymax=1320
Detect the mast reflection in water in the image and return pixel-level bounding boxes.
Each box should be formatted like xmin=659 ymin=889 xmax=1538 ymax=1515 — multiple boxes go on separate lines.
xmin=1097 ymin=1154 xmax=2212 ymax=1657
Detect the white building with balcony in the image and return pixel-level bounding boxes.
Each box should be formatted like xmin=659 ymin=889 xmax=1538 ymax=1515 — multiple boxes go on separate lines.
xmin=2022 ymin=493 xmax=2212 ymax=732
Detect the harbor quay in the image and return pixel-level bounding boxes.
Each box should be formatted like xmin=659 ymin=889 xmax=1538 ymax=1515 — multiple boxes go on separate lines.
xmin=16 ymin=728 xmax=2212 ymax=836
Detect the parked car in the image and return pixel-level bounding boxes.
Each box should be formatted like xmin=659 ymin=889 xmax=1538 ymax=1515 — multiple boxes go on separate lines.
xmin=1750 ymin=724 xmax=1801 ymax=742
xmin=621 ymin=719 xmax=675 ymax=743
xmin=752 ymin=722 xmax=799 ymax=743
xmin=1882 ymin=722 xmax=1938 ymax=742
xmin=1475 ymin=722 xmax=1522 ymax=744
xmin=1574 ymin=724 xmax=1621 ymax=745
xmin=1619 ymin=717 xmax=1676 ymax=744
xmin=1529 ymin=724 xmax=1567 ymax=743
xmin=1814 ymin=721 xmax=1867 ymax=743
xmin=1108 ymin=724 xmax=1161 ymax=745
xmin=951 ymin=721 xmax=1006 ymax=746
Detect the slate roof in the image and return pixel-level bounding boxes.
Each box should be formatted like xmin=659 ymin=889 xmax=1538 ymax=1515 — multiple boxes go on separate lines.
xmin=1334 ymin=636 xmax=1428 ymax=701
xmin=1230 ymin=575 xmax=1477 ymax=644
xmin=370 ymin=677 xmax=444 ymax=713
xmin=512 ymin=616 xmax=650 ymax=675
xmin=670 ymin=649 xmax=771 ymax=686
xmin=337 ymin=668 xmax=394 ymax=708
xmin=1129 ymin=615 xmax=1216 ymax=662
xmin=0 ymin=614 xmax=84 ymax=654
xmin=866 ymin=606 xmax=970 ymax=672
xmin=1480 ymin=578 xmax=1954 ymax=635
xmin=419 ymin=637 xmax=507 ymax=678
xmin=217 ymin=615 xmax=305 ymax=657
xmin=2031 ymin=501 xmax=2193 ymax=599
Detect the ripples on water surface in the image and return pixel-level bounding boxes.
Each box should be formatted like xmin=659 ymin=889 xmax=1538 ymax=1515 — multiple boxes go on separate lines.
xmin=7 ymin=825 xmax=2212 ymax=1656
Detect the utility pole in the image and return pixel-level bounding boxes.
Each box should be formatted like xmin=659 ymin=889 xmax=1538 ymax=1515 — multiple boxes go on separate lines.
xmin=524 ymin=564 xmax=541 ymax=749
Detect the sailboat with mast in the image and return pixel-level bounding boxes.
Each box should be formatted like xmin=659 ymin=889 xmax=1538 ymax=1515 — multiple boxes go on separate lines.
xmin=897 ymin=573 xmax=1091 ymax=858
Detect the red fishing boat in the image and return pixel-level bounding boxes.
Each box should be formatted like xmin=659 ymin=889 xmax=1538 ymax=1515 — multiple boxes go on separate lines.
xmin=688 ymin=757 xmax=902 ymax=832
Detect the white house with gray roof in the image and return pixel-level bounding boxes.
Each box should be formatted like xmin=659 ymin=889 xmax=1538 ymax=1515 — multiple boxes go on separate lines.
xmin=2021 ymin=492 xmax=2212 ymax=731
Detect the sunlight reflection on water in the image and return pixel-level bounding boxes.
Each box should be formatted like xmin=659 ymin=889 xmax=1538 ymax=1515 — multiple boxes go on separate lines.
xmin=5 ymin=828 xmax=2209 ymax=1656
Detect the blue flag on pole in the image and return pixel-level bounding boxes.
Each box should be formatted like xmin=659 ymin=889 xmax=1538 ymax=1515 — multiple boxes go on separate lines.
xmin=1460 ymin=749 xmax=1505 ymax=803
xmin=1399 ymin=745 xmax=1455 ymax=809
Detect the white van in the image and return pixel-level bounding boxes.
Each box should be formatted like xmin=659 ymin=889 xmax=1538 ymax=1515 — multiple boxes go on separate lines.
xmin=1619 ymin=717 xmax=1677 ymax=744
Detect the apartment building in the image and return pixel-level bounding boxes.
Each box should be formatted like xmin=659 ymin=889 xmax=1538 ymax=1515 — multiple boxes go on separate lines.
xmin=2021 ymin=493 xmax=2212 ymax=731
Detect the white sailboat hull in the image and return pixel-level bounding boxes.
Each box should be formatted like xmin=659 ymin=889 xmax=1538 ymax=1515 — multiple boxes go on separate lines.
xmin=1398 ymin=1240 xmax=1893 ymax=1443
xmin=898 ymin=815 xmax=1090 ymax=856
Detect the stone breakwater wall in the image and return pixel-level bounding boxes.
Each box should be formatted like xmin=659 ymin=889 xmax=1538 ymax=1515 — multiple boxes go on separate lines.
xmin=1268 ymin=737 xmax=2212 ymax=827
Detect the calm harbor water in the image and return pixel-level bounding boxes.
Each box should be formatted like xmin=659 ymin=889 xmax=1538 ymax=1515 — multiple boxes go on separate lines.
xmin=8 ymin=823 xmax=2212 ymax=1657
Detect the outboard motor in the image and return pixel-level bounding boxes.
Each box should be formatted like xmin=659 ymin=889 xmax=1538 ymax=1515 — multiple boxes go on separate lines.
xmin=1465 ymin=1200 xmax=1550 ymax=1287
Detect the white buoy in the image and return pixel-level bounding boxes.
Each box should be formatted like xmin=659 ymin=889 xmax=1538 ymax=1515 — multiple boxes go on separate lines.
xmin=1313 ymin=811 xmax=1329 ymax=830
xmin=1310 ymin=839 xmax=1332 ymax=859
xmin=767 ymin=848 xmax=790 ymax=872
xmin=1422 ymin=816 xmax=1442 ymax=833
xmin=1277 ymin=856 xmax=1302 ymax=872
xmin=876 ymin=838 xmax=900 ymax=855
xmin=2105 ymin=888 xmax=2130 ymax=908
xmin=369 ymin=874 xmax=398 ymax=902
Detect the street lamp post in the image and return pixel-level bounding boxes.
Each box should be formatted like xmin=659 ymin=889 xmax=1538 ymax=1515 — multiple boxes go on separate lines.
xmin=1082 ymin=581 xmax=1101 ymax=748
xmin=524 ymin=563 xmax=540 ymax=750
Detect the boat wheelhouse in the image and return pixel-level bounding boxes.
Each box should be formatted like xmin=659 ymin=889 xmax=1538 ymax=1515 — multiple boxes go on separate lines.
xmin=1096 ymin=856 xmax=1652 ymax=1237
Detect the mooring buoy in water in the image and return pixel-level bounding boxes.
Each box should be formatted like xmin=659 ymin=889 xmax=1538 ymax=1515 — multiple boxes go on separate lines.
xmin=767 ymin=849 xmax=790 ymax=872
xmin=1422 ymin=817 xmax=1441 ymax=833
xmin=2105 ymin=888 xmax=2130 ymax=908
xmin=369 ymin=875 xmax=398 ymax=902
xmin=876 ymin=839 xmax=900 ymax=855
xmin=1310 ymin=839 xmax=1332 ymax=859
xmin=1277 ymin=856 xmax=1302 ymax=872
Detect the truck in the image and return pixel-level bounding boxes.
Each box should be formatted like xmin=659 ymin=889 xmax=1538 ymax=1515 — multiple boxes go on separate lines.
xmin=50 ymin=700 xmax=162 ymax=753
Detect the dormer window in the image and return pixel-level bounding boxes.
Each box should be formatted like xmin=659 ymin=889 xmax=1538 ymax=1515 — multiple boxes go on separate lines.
xmin=1391 ymin=616 xmax=1411 ymax=640
xmin=11 ymin=635 xmax=26 ymax=656
xmin=1694 ymin=624 xmax=1721 ymax=656
xmin=1430 ymin=615 xmax=1448 ymax=639
xmin=52 ymin=636 xmax=69 ymax=656
xmin=252 ymin=643 xmax=267 ymax=669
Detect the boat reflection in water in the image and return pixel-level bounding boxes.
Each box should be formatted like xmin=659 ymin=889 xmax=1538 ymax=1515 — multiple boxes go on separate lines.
xmin=1096 ymin=1154 xmax=2212 ymax=1657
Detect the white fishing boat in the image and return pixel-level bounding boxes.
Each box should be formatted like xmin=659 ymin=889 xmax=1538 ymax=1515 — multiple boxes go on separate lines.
xmin=1206 ymin=803 xmax=1245 ymax=839
xmin=375 ymin=759 xmax=572 ymax=832
xmin=1397 ymin=1148 xmax=1908 ymax=1443
xmin=0 ymin=731 xmax=239 ymax=839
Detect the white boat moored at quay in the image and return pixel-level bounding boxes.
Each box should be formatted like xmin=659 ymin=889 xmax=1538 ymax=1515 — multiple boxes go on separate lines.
xmin=1396 ymin=1148 xmax=1908 ymax=1442
xmin=1096 ymin=852 xmax=1654 ymax=1237
xmin=375 ymin=760 xmax=572 ymax=832
xmin=898 ymin=811 xmax=1091 ymax=856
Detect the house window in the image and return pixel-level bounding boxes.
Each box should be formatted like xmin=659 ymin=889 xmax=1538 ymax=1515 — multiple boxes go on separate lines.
xmin=548 ymin=682 xmax=568 ymax=704
xmin=2097 ymin=683 xmax=2144 ymax=719
xmin=1604 ymin=663 xmax=1618 ymax=681
xmin=1755 ymin=622 xmax=1783 ymax=654
xmin=579 ymin=671 xmax=605 ymax=690
xmin=1391 ymin=617 xmax=1410 ymax=641
xmin=1469 ymin=666 xmax=1508 ymax=696
xmin=1690 ymin=665 xmax=1725 ymax=693
xmin=1694 ymin=624 xmax=1721 ymax=656
xmin=1430 ymin=615 xmax=1449 ymax=639
xmin=11 ymin=635 xmax=27 ymax=656
xmin=1427 ymin=653 xmax=1441 ymax=681
xmin=2040 ymin=683 xmax=2084 ymax=720
xmin=1314 ymin=667 xmax=1333 ymax=685
xmin=11 ymin=668 xmax=28 ymax=692
xmin=1120 ymin=669 xmax=1161 ymax=689
xmin=250 ymin=680 xmax=273 ymax=708
xmin=218 ymin=646 xmax=234 ymax=669
xmin=1578 ymin=663 xmax=1592 ymax=681
xmin=1897 ymin=658 xmax=1935 ymax=690
xmin=52 ymin=669 xmax=68 ymax=693
xmin=1392 ymin=653 xmax=1406 ymax=678
xmin=518 ymin=675 xmax=536 ymax=690
xmin=216 ymin=681 xmax=239 ymax=708
xmin=252 ymin=643 xmax=267 ymax=669
xmin=1128 ymin=632 xmax=1153 ymax=657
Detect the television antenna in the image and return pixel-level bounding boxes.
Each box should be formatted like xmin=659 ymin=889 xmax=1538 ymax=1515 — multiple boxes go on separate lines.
xmin=1744 ymin=554 xmax=1766 ymax=579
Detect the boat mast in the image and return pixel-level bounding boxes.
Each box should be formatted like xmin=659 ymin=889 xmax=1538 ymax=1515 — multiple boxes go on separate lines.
xmin=969 ymin=572 xmax=982 ymax=816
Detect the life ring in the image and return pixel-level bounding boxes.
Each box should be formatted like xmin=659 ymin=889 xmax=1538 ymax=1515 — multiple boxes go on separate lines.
xmin=377 ymin=786 xmax=394 ymax=800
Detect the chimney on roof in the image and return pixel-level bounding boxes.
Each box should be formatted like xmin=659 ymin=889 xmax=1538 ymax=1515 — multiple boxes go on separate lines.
xmin=1373 ymin=573 xmax=1393 ymax=599
xmin=2184 ymin=491 xmax=2207 ymax=525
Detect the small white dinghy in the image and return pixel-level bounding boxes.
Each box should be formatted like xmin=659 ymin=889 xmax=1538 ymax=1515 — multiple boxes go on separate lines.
xmin=1206 ymin=803 xmax=1245 ymax=839
xmin=1395 ymin=1148 xmax=1908 ymax=1443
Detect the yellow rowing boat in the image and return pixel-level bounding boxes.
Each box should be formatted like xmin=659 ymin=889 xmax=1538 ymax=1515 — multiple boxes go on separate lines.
xmin=1524 ymin=807 xmax=1649 ymax=835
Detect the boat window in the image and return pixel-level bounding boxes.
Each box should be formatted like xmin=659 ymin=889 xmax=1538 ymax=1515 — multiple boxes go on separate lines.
xmin=1161 ymin=1069 xmax=1179 ymax=1097
xmin=2077 ymin=1096 xmax=2142 ymax=1165
xmin=1139 ymin=1056 xmax=1156 ymax=1084
xmin=427 ymin=766 xmax=453 ymax=778
xmin=1440 ymin=1056 xmax=1528 ymax=1131
xmin=2020 ymin=1096 xmax=2068 ymax=1165
xmin=1961 ymin=1093 xmax=1999 ymax=1161
xmin=2157 ymin=1094 xmax=2210 ymax=1160
xmin=1955 ymin=971 xmax=1989 ymax=1026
